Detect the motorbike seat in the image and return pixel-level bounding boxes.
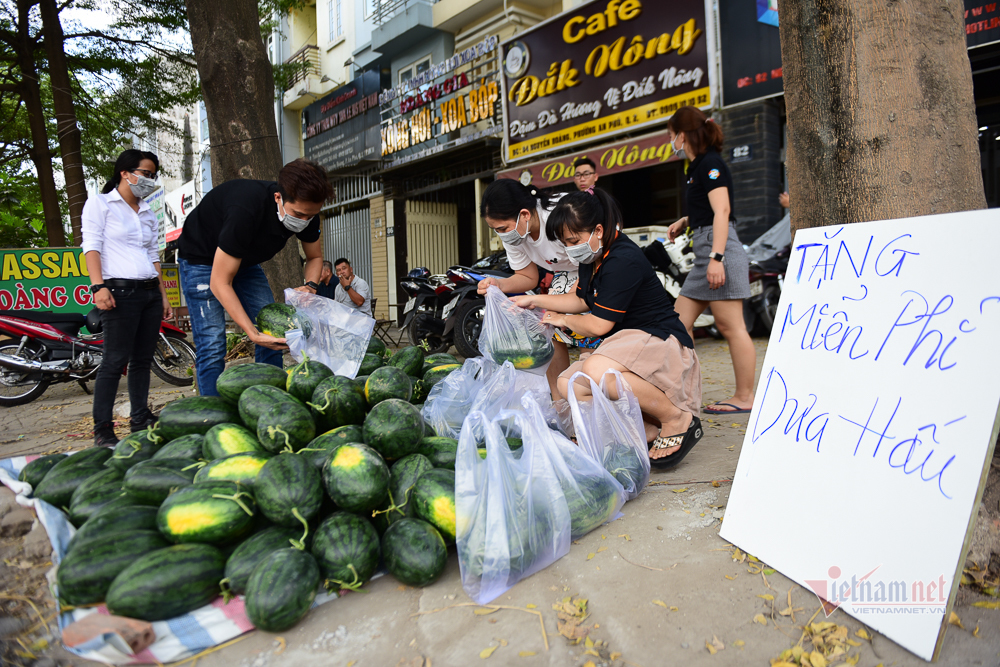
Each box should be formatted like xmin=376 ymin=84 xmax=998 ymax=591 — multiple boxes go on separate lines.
xmin=0 ymin=310 xmax=86 ymax=336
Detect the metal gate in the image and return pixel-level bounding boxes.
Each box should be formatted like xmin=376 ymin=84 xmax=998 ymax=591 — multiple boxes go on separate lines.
xmin=405 ymin=201 xmax=459 ymax=275
xmin=321 ymin=206 xmax=373 ymax=288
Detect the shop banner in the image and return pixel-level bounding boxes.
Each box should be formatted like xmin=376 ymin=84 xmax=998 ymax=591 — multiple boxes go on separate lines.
xmin=966 ymin=0 xmax=1000 ymax=48
xmin=0 ymin=248 xmax=93 ymax=315
xmin=500 ymin=0 xmax=713 ymax=163
xmin=497 ymin=128 xmax=680 ymax=187
xmin=161 ymin=265 xmax=181 ymax=308
xmin=303 ymin=71 xmax=386 ymax=171
xmin=164 ymin=181 xmax=198 ymax=244
xmin=149 ymin=186 xmax=166 ymax=251
xmin=719 ymin=0 xmax=783 ymax=108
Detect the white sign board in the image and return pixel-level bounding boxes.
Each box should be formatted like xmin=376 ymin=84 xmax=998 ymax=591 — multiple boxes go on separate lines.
xmin=721 ymin=209 xmax=1000 ymax=661
xmin=147 ymin=186 xmax=166 ymax=251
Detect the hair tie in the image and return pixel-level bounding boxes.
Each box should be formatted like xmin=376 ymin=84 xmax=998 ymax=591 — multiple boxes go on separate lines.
xmin=706 ymin=118 xmax=715 ymax=123
xmin=529 ymin=187 xmax=538 ymax=196
xmin=586 ymin=187 xmax=594 ymax=195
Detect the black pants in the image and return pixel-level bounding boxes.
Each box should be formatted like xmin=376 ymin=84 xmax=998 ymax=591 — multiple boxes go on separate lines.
xmin=93 ymin=285 xmax=162 ymax=427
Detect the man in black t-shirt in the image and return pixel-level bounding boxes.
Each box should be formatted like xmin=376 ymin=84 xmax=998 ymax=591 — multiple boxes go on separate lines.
xmin=177 ymin=159 xmax=333 ymax=396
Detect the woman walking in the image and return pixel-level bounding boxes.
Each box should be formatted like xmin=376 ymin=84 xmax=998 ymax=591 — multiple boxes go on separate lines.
xmin=82 ymin=149 xmax=171 ymax=446
xmin=666 ymin=107 xmax=756 ymax=415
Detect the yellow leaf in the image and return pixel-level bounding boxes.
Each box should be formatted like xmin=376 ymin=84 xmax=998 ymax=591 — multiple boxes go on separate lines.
xmin=711 ymin=635 xmax=725 ymax=652
xmin=757 ymin=594 xmax=774 ymax=601
xmin=845 ymin=654 xmax=860 ymax=666
xmin=771 ymin=663 xmax=797 ymax=667
xmin=587 ymin=552 xmax=596 ymax=560
xmin=855 ymin=628 xmax=871 ymax=640
xmin=525 ymin=603 xmax=537 ymax=609
xmin=670 ymin=606 xmax=679 ymax=612
xmin=673 ymin=487 xmax=688 ymax=493
xmin=584 ymin=662 xmax=596 ymax=667
xmin=610 ymin=652 xmax=621 ymax=660
xmin=498 ymin=639 xmax=508 ymax=647
xmin=712 ymin=480 xmax=721 ymax=487
xmin=585 ymin=636 xmax=594 ymax=649
xmin=734 ymin=640 xmax=745 ymax=648
xmin=948 ymin=612 xmax=965 ymax=629
xmin=845 ymin=639 xmax=861 ymax=647
xmin=652 ymin=600 xmax=669 ymax=608
xmin=597 ymin=546 xmax=607 ymax=553
xmin=753 ymin=613 xmax=767 ymax=625
xmin=480 ymin=646 xmax=498 ymax=659
xmin=973 ymin=600 xmax=1000 ymax=609
xmin=705 ymin=640 xmax=717 ymax=655
xmin=973 ymin=622 xmax=980 ymax=638
xmin=601 ymin=534 xmax=606 ymax=539
xmin=748 ymin=555 xmax=759 ymax=562
xmin=518 ymin=651 xmax=535 ymax=657
xmin=810 ymin=651 xmax=828 ymax=667
xmin=618 ymin=534 xmax=631 ymax=541
xmin=725 ymin=575 xmax=736 ymax=580
xmin=584 ymin=649 xmax=600 ymax=657
xmin=474 ymin=608 xmax=499 ymax=615
xmin=347 ymin=663 xmax=356 ymax=667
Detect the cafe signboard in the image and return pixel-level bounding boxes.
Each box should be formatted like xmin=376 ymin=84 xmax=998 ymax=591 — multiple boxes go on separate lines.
xmin=500 ymin=0 xmax=714 ymax=163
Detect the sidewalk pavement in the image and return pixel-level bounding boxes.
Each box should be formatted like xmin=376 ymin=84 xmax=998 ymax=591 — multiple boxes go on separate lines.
xmin=2 ymin=337 xmax=997 ymax=667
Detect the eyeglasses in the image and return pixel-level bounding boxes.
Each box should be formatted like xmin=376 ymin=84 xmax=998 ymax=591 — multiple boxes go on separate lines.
xmin=132 ymin=169 xmax=156 ymax=179
xmin=573 ymin=171 xmax=595 ymax=178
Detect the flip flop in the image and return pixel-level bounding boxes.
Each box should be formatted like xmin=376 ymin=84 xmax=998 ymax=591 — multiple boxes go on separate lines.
xmin=648 ymin=416 xmax=703 ymax=470
xmin=703 ymin=402 xmax=752 ymax=415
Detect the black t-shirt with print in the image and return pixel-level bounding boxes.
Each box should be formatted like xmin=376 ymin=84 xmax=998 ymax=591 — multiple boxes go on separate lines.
xmin=685 ymin=148 xmax=736 ymax=229
xmin=576 ymin=233 xmax=693 ymax=348
xmin=178 ymin=179 xmax=321 ymax=266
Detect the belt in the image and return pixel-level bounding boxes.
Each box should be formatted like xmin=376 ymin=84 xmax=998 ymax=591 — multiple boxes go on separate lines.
xmin=105 ymin=278 xmax=160 ymax=290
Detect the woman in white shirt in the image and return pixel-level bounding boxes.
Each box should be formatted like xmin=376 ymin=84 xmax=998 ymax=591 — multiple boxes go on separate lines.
xmin=82 ymin=150 xmax=171 ymax=447
xmin=477 ymin=179 xmax=582 ymax=397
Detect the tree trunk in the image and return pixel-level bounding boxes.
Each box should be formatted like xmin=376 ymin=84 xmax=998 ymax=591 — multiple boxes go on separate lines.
xmin=38 ymin=0 xmax=87 ymax=246
xmin=185 ymin=0 xmax=300 ymax=302
xmin=779 ymin=0 xmax=986 ymax=232
xmin=16 ymin=0 xmax=64 ymax=247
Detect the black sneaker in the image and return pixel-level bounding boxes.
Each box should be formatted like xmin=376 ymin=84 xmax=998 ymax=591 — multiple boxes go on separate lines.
xmin=94 ymin=423 xmax=119 ymax=447
xmin=130 ymin=411 xmax=158 ymax=433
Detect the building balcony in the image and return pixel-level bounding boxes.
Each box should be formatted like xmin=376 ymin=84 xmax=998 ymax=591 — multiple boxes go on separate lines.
xmin=370 ymin=0 xmax=441 ymax=58
xmin=282 ymin=44 xmax=322 ymax=110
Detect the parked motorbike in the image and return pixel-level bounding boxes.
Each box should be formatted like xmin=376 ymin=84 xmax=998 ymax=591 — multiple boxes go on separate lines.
xmin=440 ymin=252 xmax=515 ymax=359
xmin=398 ymin=267 xmax=453 ymax=355
xmin=743 ymin=214 xmax=792 ymax=335
xmin=640 ymin=235 xmax=719 ymax=333
xmin=0 ymin=309 xmax=196 ymax=406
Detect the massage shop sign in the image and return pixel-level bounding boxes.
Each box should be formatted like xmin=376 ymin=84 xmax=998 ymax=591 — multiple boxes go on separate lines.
xmin=501 ymin=0 xmax=714 ymax=162
xmin=380 ymin=35 xmax=503 ymax=167
xmin=0 ymin=248 xmax=93 ymax=315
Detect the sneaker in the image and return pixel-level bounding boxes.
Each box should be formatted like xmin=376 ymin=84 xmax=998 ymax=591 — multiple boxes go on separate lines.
xmin=94 ymin=423 xmax=119 ymax=447
xmin=130 ymin=411 xmax=158 ymax=433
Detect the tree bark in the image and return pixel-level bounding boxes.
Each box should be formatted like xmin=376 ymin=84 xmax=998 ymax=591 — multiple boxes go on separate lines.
xmin=185 ymin=0 xmax=300 ymax=302
xmin=38 ymin=0 xmax=87 ymax=246
xmin=779 ymin=0 xmax=986 ymax=232
xmin=15 ymin=0 xmax=65 ymax=247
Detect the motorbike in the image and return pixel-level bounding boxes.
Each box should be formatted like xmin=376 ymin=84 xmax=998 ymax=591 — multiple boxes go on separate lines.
xmin=0 ymin=309 xmax=196 ymax=407
xmin=398 ymin=267 xmax=453 ymax=355
xmin=440 ymin=252 xmax=515 ymax=359
xmin=640 ymin=235 xmax=720 ymax=334
xmin=743 ymin=214 xmax=792 ymax=335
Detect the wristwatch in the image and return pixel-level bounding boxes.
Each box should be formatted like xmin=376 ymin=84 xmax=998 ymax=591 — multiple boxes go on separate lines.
xmin=90 ymin=284 xmax=107 ymax=295
xmin=304 ymin=281 xmax=319 ymax=290
xmin=709 ymin=252 xmax=725 ymax=262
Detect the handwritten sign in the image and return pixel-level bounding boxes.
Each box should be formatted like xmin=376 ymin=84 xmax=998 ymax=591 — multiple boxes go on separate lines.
xmin=721 ymin=209 xmax=1000 ymax=661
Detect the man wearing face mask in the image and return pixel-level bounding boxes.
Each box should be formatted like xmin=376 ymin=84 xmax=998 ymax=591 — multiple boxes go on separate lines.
xmin=177 ymin=158 xmax=333 ymax=396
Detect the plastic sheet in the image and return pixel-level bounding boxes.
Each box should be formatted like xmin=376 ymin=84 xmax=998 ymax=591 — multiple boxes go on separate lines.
xmin=284 ymin=289 xmax=374 ymax=377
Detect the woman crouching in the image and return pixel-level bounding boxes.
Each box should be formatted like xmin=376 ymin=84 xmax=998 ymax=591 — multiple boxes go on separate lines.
xmin=510 ymin=189 xmax=703 ymax=469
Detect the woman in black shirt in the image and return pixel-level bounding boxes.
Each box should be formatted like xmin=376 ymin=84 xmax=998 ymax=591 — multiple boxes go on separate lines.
xmin=511 ymin=189 xmax=703 ymax=469
xmin=666 ymin=106 xmax=756 ymax=415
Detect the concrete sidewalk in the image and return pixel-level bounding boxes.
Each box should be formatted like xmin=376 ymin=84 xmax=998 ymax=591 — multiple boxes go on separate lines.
xmin=3 ymin=337 xmax=997 ymax=667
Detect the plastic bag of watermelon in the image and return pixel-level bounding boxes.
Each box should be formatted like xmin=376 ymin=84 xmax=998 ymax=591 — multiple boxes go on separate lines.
xmin=478 ymin=285 xmax=555 ymax=376
xmin=469 ymin=360 xmax=556 ymax=424
xmin=422 ymin=356 xmax=498 ymax=439
xmin=566 ymin=370 xmax=650 ymax=501
xmin=284 ymin=289 xmax=375 ymax=378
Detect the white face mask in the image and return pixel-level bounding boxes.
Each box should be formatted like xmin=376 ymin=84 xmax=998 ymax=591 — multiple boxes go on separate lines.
xmin=277 ymin=196 xmax=312 ymax=233
xmin=496 ymin=213 xmax=529 ymax=247
xmin=565 ymin=229 xmax=602 ymax=266
xmin=671 ymin=134 xmax=687 ymax=160
xmin=126 ymin=172 xmax=158 ymax=199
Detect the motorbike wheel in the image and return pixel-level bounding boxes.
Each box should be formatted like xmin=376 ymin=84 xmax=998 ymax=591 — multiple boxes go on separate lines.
xmin=151 ymin=336 xmax=196 ymax=386
xmin=0 ymin=341 xmax=50 ymax=406
xmin=452 ymin=298 xmax=485 ymax=359
xmin=407 ymin=313 xmax=451 ymax=355
xmin=754 ymin=285 xmax=781 ymax=335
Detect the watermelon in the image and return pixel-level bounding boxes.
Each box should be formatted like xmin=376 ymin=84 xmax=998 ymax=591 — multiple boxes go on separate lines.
xmin=34 ymin=463 xmax=106 ymax=508
xmin=422 ymin=364 xmax=460 ymax=391
xmin=238 ymin=385 xmax=305 ymax=433
xmin=311 ymin=512 xmax=380 ymax=591
xmin=107 ymin=430 xmax=160 ymax=471
xmin=150 ymin=396 xmax=242 ymax=444
xmin=194 ymin=452 xmax=270 ymax=488
xmin=387 ymin=346 xmax=424 ymax=377
xmin=256 ymin=302 xmax=307 ymax=338
xmin=18 ymin=454 xmax=66 ymax=488
xmin=121 ymin=461 xmax=195 ymax=505
xmin=152 ymin=433 xmax=206 ymax=461
xmin=157 ymin=481 xmax=257 ymax=544
xmin=223 ymin=526 xmax=302 ymax=595
xmin=321 ymin=443 xmax=389 ymax=513
xmin=367 ymin=337 xmax=388 ymax=359
xmin=254 ymin=454 xmax=322 ymax=544
xmin=383 ymin=454 xmax=434 ymax=523
xmin=358 ymin=353 xmax=384 ymax=376
xmin=216 ymin=363 xmax=288 ymax=405
xmin=364 ymin=366 xmax=412 ymax=407
xmin=381 ymin=518 xmax=447 ymax=587
xmin=106 ymin=543 xmax=227 ymax=621
xmin=203 ymin=423 xmax=264 ymax=460
xmin=363 ymin=399 xmax=424 ymax=461
xmin=421 ymin=353 xmax=459 ymax=376
xmin=308 ymin=377 xmax=366 ymax=432
xmin=257 ymin=402 xmax=315 ymax=453
xmin=57 ymin=530 xmax=170 ymax=605
xmin=421 ymin=414 xmax=437 ymax=438
xmin=67 ymin=504 xmax=159 ymax=555
xmin=245 ymin=548 xmax=320 ymax=632
xmin=416 ymin=437 xmax=458 ymax=470
xmin=286 ymin=357 xmax=334 ymax=403
xmin=461 ymin=507 xmax=552 ymax=578
xmin=564 ymin=474 xmax=622 ymax=540
xmin=67 ymin=467 xmax=125 ymax=526
xmin=488 ymin=333 xmax=555 ymax=370
xmin=604 ymin=443 xmax=647 ymax=494
xmin=411 ymin=468 xmax=456 ymax=542
xmin=49 ymin=446 xmax=113 ymax=473
xmin=297 ymin=425 xmax=362 ymax=470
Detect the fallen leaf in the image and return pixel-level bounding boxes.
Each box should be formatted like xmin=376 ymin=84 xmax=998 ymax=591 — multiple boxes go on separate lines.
xmin=757 ymin=594 xmax=774 ymax=601
xmin=673 ymin=487 xmax=688 ymax=493
xmin=480 ymin=646 xmax=498 ymax=659
xmin=597 ymin=546 xmax=607 ymax=553
xmin=618 ymin=534 xmax=631 ymax=541
xmin=525 ymin=603 xmax=537 ymax=609
xmin=855 ymin=628 xmax=872 ymax=640
xmin=725 ymin=575 xmax=736 ymax=580
xmin=973 ymin=622 xmax=980 ymax=638
xmin=845 ymin=654 xmax=861 ymax=666
xmin=347 ymin=662 xmax=356 ymax=667
xmin=712 ymin=480 xmax=721 ymax=487
xmin=587 ymin=553 xmax=596 ymax=561
xmin=846 ymin=639 xmax=861 ymax=647
xmin=948 ymin=611 xmax=965 ymax=629
xmin=474 ymin=608 xmax=499 ymax=615
xmin=810 ymin=650 xmax=828 ymax=667
xmin=585 ymin=636 xmax=594 ymax=649
xmin=652 ymin=600 xmax=668 ymax=608
xmin=584 ymin=649 xmax=600 ymax=657
xmin=753 ymin=613 xmax=767 ymax=625
xmin=583 ymin=662 xmax=596 ymax=667
xmin=972 ymin=600 xmax=1000 ymax=609
xmin=670 ymin=606 xmax=679 ymax=612
xmin=705 ymin=640 xmax=717 ymax=655
xmin=518 ymin=651 xmax=535 ymax=657
xmin=610 ymin=652 xmax=621 ymax=660
xmin=763 ymin=568 xmax=776 ymax=575
xmin=712 ymin=635 xmax=725 ymax=651
xmin=497 ymin=639 xmax=508 ymax=647
xmin=601 ymin=534 xmax=606 ymax=540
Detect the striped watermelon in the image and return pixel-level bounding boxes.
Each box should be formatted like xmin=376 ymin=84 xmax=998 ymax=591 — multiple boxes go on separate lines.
xmin=311 ymin=512 xmax=380 ymax=592
xmin=363 ymin=399 xmax=424 ymax=461
xmin=216 ymin=363 xmax=288 ymax=405
xmin=321 ymin=443 xmax=389 ymax=513
xmin=244 ymin=548 xmax=320 ymax=632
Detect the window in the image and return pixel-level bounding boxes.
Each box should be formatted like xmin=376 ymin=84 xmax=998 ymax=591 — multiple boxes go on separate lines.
xmin=399 ymin=56 xmax=431 ymax=85
xmin=329 ymin=0 xmax=343 ymax=40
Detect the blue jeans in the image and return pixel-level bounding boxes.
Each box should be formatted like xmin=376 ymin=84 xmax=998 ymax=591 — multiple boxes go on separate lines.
xmin=178 ymin=258 xmax=283 ymax=396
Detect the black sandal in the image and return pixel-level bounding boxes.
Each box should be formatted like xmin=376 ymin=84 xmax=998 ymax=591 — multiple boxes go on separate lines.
xmin=648 ymin=416 xmax=703 ymax=470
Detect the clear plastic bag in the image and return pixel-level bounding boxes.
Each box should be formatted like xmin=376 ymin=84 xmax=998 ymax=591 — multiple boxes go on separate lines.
xmin=422 ymin=356 xmax=498 ymax=439
xmin=470 ymin=360 xmax=553 ymax=421
xmin=478 ymin=285 xmax=555 ymax=376
xmin=283 ymin=289 xmax=374 ymax=377
xmin=567 ymin=370 xmax=650 ymax=501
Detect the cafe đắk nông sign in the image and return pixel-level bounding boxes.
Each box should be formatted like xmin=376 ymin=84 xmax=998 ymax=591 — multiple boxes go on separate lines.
xmin=303 ymin=71 xmax=386 ymax=171
xmin=496 ymin=128 xmax=680 ymax=187
xmin=501 ymin=0 xmax=714 ymax=163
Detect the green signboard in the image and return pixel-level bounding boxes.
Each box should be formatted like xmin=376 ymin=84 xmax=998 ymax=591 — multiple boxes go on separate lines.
xmin=0 ymin=247 xmax=94 ymax=315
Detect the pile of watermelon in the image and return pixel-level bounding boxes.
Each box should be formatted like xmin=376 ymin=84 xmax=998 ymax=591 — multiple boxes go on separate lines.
xmin=21 ymin=339 xmax=467 ymax=633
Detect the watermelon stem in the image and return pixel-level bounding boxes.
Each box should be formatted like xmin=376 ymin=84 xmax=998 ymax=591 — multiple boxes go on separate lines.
xmin=211 ymin=491 xmax=254 ymax=516
xmin=305 ymin=387 xmax=336 ymax=414
xmin=266 ymin=426 xmax=293 ymax=450
xmin=182 ymin=461 xmax=207 ymax=471
xmin=147 ymin=421 xmax=163 ymax=444
xmin=371 ymin=489 xmax=408 ymax=517
xmin=113 ymin=441 xmax=142 ymax=460
xmin=325 ymin=564 xmax=369 ymax=594
xmin=220 ymin=578 xmax=234 ymax=604
xmin=288 ymin=507 xmax=310 ymax=550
